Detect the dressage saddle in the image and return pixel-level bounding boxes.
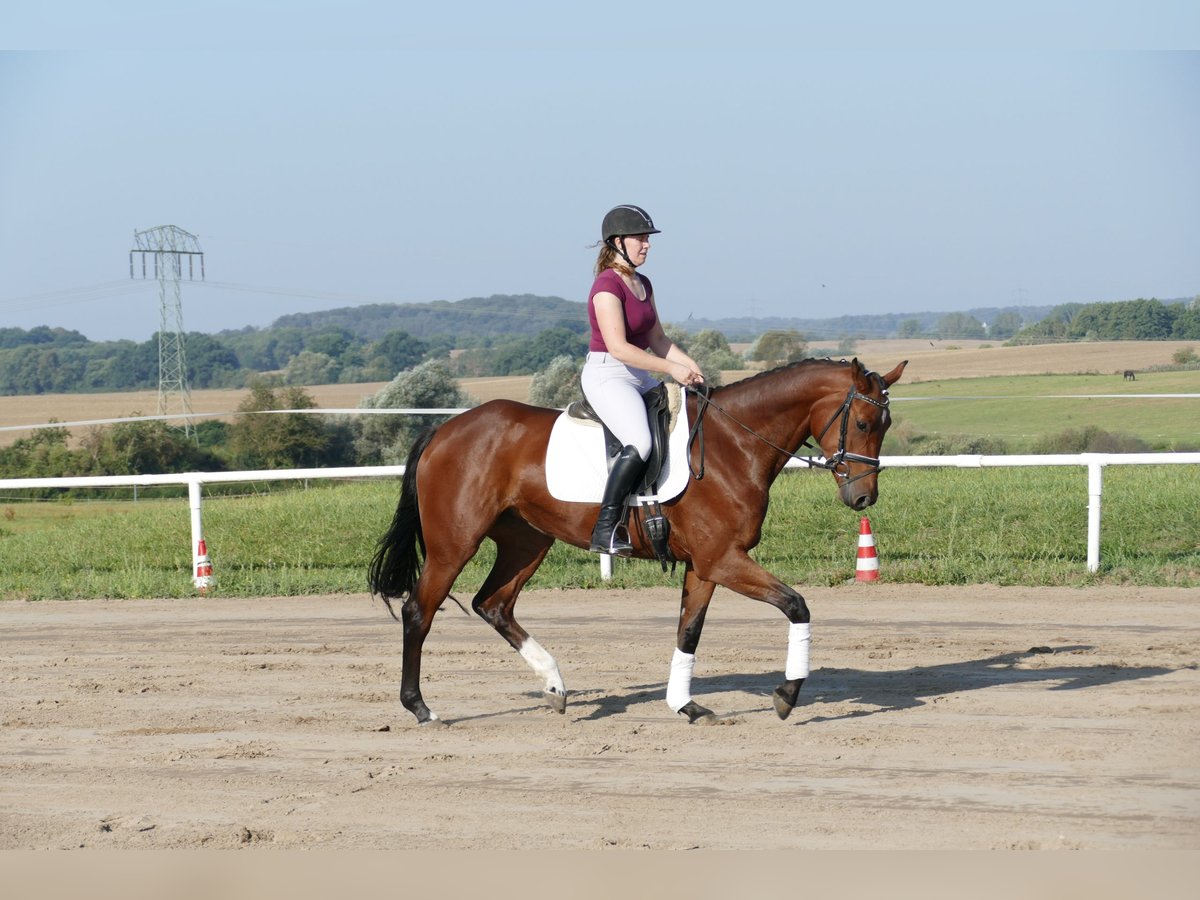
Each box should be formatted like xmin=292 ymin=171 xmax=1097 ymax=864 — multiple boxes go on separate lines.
xmin=566 ymin=382 xmax=677 ymax=569
xmin=566 ymin=382 xmax=673 ymax=493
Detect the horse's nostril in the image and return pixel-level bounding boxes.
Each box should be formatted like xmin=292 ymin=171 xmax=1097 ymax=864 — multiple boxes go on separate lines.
xmin=854 ymin=495 xmax=871 ymax=511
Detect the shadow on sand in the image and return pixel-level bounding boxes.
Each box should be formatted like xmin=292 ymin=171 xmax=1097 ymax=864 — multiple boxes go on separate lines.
xmin=560 ymin=645 xmax=1179 ymax=724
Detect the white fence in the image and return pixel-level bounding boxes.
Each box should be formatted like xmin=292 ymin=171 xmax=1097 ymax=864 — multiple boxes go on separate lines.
xmin=2 ymin=452 xmax=1198 ymax=586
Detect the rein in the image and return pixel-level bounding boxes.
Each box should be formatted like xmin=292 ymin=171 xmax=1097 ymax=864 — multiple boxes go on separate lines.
xmin=685 ymin=374 xmax=891 ymax=486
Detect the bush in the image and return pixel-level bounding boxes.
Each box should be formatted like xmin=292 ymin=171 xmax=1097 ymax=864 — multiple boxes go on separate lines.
xmin=284 ymin=350 xmax=340 ymax=385
xmin=905 ymin=434 xmax=1011 ymax=456
xmin=355 ymin=359 xmax=475 ymax=464
xmin=1171 ymin=346 xmax=1197 ymax=366
xmin=227 ymin=383 xmax=354 ymax=469
xmin=684 ymin=329 xmax=742 ymax=386
xmin=748 ymin=330 xmax=807 ymax=367
xmin=528 ymin=355 xmax=582 ymax=408
xmin=0 ymin=418 xmax=226 ymax=497
xmin=1032 ymin=426 xmax=1151 ymax=455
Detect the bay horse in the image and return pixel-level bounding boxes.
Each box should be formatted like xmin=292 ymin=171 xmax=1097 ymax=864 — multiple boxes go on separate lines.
xmin=369 ymin=357 xmax=907 ymax=726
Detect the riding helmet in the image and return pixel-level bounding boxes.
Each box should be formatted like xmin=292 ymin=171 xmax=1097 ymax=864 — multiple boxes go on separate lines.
xmin=601 ymin=205 xmax=661 ymax=242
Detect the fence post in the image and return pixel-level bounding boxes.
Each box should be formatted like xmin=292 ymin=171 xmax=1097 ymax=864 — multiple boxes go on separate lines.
xmin=1087 ymin=457 xmax=1105 ymax=573
xmin=188 ymin=478 xmax=205 ymax=586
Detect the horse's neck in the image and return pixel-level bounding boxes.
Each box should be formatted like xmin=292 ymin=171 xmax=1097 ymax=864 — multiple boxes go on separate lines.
xmin=713 ymin=364 xmax=838 ymax=455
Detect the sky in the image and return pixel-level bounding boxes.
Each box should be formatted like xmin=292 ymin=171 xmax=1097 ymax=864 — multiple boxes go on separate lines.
xmin=1 ymin=2 xmax=1198 ymax=342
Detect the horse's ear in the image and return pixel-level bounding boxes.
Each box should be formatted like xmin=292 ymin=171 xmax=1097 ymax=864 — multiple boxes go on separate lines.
xmin=849 ymin=358 xmax=872 ymax=389
xmin=882 ymin=360 xmax=908 ymax=387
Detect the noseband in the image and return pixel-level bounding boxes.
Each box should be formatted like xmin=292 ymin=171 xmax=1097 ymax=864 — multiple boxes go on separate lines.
xmin=687 ymin=371 xmax=891 ymax=486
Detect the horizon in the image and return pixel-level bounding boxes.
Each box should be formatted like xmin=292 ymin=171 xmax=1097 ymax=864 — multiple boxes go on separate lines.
xmin=13 ymin=291 xmax=1200 ymax=346
xmin=6 ymin=289 xmax=1198 ymax=345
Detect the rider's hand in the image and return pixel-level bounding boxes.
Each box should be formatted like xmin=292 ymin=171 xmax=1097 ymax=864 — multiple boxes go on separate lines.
xmin=674 ymin=363 xmax=704 ymax=387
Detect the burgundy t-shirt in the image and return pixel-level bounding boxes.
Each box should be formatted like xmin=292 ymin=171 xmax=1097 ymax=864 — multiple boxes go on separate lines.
xmin=587 ymin=269 xmax=657 ymax=352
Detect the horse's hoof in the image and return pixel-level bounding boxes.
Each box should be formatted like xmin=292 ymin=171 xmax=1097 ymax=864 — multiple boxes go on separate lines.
xmin=772 ymin=678 xmax=804 ymax=720
xmin=543 ymin=690 xmax=567 ymax=714
xmin=772 ymin=687 xmax=795 ymax=720
xmin=418 ymin=715 xmax=449 ymax=728
xmin=678 ymin=700 xmax=719 ymax=725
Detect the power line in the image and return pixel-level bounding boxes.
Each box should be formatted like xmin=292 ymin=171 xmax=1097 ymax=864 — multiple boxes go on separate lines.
xmin=193 ymin=280 xmax=410 ymax=307
xmin=0 ymin=280 xmax=152 ymax=314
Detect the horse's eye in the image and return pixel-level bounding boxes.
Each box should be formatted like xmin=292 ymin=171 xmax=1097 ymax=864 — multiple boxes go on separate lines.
xmin=856 ymin=420 xmax=869 ymax=433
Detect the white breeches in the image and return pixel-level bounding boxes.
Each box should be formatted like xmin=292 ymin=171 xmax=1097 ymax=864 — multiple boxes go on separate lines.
xmin=580 ymin=352 xmax=660 ymax=461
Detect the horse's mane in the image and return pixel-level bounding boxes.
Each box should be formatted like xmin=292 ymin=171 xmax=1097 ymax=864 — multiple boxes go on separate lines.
xmin=712 ymin=357 xmax=851 ymax=397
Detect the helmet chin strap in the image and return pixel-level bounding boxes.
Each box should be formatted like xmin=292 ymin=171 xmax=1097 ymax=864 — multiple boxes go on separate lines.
xmin=607 ymin=236 xmax=639 ymax=269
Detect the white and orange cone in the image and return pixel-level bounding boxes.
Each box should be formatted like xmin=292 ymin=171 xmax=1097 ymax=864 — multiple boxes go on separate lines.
xmin=855 ymin=516 xmax=879 ymax=582
xmin=194 ymin=538 xmax=214 ymax=593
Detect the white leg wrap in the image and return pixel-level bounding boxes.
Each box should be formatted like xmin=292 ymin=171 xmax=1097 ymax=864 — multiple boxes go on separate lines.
xmin=666 ymin=648 xmax=696 ymax=712
xmin=519 ymin=637 xmax=565 ymax=696
xmin=785 ymin=622 xmax=811 ymax=681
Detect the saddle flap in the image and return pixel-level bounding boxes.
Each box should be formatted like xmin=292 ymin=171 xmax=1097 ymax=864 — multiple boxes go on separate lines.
xmin=567 ymin=383 xmax=679 ymax=492
xmin=636 ymin=383 xmax=672 ymax=492
xmin=544 ymin=388 xmax=691 ymax=505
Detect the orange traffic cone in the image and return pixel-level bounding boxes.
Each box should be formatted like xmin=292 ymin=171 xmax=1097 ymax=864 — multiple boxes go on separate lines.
xmin=194 ymin=539 xmax=214 ymax=593
xmin=855 ymin=517 xmax=879 ymax=582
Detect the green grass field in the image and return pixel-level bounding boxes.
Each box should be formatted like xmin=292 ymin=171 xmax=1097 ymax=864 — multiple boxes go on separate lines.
xmin=2 ymin=463 xmax=1197 ymax=600
xmin=3 ymin=369 xmax=1197 ymax=599
xmin=889 ymin=370 xmax=1200 ymax=451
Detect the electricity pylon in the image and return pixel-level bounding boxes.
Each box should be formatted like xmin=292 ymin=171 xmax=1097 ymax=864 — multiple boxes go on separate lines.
xmin=130 ymin=225 xmax=205 ymax=436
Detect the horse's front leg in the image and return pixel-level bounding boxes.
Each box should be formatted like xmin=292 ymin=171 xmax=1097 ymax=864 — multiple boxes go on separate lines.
xmin=700 ymin=551 xmax=811 ymax=721
xmin=667 ymin=564 xmax=722 ymax=724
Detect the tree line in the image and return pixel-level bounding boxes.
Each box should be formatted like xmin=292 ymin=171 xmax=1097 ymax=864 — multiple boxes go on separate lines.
xmin=0 ymin=321 xmax=586 ymax=396
xmin=894 ymin=297 xmax=1200 ymax=342
xmin=0 ymin=364 xmax=467 ymax=491
xmin=6 ymin=296 xmax=1198 ymax=487
xmin=3 ymin=295 xmax=1195 ymax=399
xmin=2 ymin=328 xmax=752 ymax=486
xmin=1008 ymin=298 xmax=1200 ymax=343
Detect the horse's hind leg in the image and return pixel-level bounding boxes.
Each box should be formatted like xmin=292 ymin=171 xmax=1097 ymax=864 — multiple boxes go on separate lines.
xmin=401 ymin=551 xmax=475 ymax=726
xmin=472 ymin=517 xmax=562 ymax=712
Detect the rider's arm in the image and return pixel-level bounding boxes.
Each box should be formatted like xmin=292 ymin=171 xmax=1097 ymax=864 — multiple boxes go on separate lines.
xmin=644 ymin=305 xmax=705 ymax=386
xmin=593 ymin=291 xmax=701 ymax=386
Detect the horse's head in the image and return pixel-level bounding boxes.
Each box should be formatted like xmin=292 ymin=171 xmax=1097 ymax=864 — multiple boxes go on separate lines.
xmin=810 ymin=358 xmax=907 ymax=511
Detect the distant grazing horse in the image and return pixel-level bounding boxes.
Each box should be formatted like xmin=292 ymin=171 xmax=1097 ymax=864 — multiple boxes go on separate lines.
xmin=369 ymin=357 xmax=908 ymax=726
xmin=1123 ymin=370 xmax=1136 ymax=381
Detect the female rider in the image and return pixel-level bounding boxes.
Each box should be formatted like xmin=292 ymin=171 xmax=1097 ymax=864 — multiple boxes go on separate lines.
xmin=581 ymin=204 xmax=705 ymax=555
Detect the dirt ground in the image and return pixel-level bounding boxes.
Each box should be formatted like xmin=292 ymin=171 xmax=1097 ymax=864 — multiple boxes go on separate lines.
xmin=1 ymin=584 xmax=1197 ymax=850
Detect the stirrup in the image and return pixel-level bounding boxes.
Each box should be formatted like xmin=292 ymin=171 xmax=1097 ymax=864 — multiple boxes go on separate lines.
xmin=590 ymin=523 xmax=633 ymax=556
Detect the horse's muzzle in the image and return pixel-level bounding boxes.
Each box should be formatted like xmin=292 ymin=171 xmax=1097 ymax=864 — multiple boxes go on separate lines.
xmin=839 ymin=481 xmax=877 ymax=511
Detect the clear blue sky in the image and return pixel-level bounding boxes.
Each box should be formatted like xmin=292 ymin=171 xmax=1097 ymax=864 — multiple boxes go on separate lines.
xmin=2 ymin=3 xmax=1198 ymax=341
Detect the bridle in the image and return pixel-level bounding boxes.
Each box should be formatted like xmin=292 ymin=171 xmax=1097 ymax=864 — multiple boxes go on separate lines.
xmin=806 ymin=376 xmax=892 ymax=486
xmin=686 ymin=371 xmax=892 ymax=487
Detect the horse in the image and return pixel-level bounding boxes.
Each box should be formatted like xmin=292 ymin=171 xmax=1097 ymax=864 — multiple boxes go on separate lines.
xmin=368 ymin=356 xmax=908 ymax=726
xmin=1123 ymin=370 xmax=1136 ymax=381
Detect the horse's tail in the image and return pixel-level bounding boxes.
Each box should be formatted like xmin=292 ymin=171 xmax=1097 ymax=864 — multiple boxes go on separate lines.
xmin=368 ymin=426 xmax=438 ymax=620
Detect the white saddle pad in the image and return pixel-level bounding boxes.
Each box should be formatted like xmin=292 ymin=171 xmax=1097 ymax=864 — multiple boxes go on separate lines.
xmin=544 ymin=401 xmax=692 ymax=504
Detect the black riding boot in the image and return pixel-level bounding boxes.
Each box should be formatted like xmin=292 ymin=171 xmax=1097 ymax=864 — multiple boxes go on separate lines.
xmin=589 ymin=445 xmax=646 ymax=556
